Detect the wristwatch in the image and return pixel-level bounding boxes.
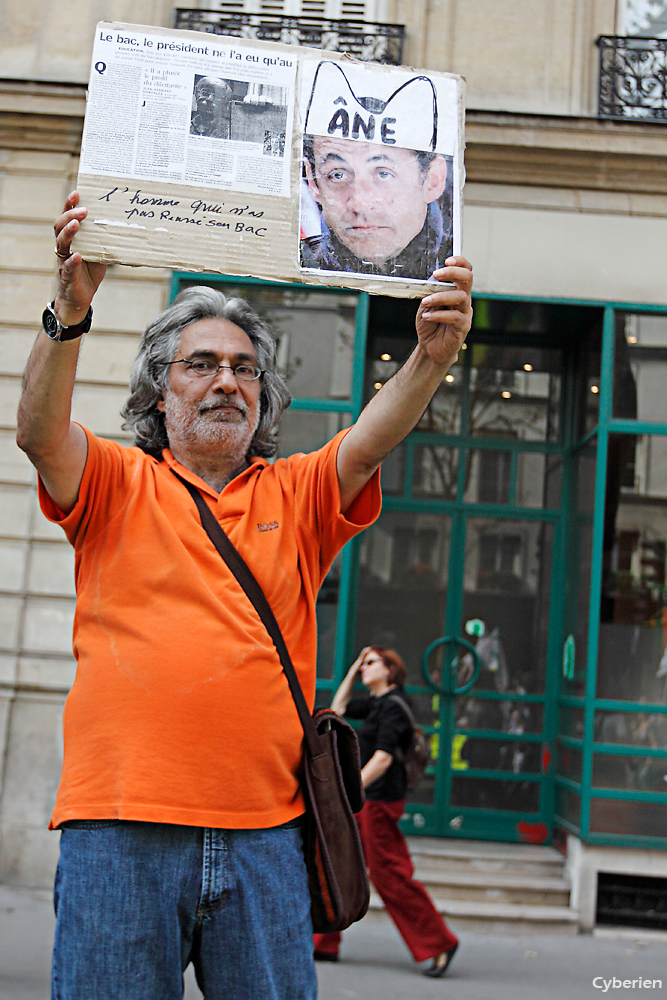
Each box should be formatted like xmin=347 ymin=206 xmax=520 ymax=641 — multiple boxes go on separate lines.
xmin=42 ymin=301 xmax=93 ymax=342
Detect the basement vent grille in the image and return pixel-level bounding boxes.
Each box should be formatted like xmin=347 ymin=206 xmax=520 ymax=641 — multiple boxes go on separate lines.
xmin=596 ymin=872 xmax=667 ymax=930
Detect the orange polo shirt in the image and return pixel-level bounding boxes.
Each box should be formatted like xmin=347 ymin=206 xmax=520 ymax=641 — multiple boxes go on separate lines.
xmin=40 ymin=426 xmax=381 ymax=830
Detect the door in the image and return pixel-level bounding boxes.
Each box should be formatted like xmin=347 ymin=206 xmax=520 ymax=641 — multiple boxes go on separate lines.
xmin=349 ymin=297 xmax=601 ymax=842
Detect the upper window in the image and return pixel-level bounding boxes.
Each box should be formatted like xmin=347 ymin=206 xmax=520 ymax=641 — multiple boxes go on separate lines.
xmin=620 ymin=0 xmax=667 ymax=37
xmin=194 ymin=1 xmax=389 ymax=19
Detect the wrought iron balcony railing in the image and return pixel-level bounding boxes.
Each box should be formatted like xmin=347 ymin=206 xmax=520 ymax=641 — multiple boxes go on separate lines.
xmin=173 ymin=9 xmax=405 ymax=65
xmin=598 ymin=35 xmax=667 ymax=121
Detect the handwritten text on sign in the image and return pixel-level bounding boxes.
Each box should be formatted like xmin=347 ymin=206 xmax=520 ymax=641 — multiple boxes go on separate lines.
xmin=98 ymin=187 xmax=270 ymax=238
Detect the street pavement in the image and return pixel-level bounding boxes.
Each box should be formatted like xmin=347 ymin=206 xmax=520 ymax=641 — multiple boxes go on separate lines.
xmin=1 ymin=883 xmax=666 ymax=1000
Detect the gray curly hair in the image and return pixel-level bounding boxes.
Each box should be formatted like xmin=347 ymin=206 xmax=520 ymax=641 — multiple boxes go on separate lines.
xmin=121 ymin=286 xmax=291 ymax=458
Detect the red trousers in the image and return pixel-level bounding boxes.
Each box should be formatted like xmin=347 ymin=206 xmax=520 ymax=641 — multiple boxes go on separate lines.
xmin=313 ymin=799 xmax=458 ymax=963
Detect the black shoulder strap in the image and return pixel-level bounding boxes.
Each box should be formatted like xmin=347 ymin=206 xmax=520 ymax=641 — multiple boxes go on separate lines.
xmin=388 ymin=693 xmax=417 ymax=733
xmin=173 ymin=472 xmax=321 ymax=759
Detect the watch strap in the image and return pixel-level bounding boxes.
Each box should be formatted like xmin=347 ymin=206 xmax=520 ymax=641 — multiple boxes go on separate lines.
xmin=42 ymin=301 xmax=93 ymax=342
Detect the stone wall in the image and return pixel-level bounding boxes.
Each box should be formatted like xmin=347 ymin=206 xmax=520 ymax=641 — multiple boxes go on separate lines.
xmin=0 ymin=107 xmax=171 ymax=885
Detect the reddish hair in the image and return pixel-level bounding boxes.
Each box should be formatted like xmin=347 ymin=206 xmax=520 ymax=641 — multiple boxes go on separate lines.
xmin=371 ymin=647 xmax=407 ymax=688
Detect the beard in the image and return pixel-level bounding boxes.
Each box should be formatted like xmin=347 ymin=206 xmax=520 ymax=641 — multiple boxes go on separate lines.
xmin=163 ymin=391 xmax=260 ymax=462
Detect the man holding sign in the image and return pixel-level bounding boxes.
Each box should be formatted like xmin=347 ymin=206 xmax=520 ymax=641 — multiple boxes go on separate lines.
xmin=16 ymin=190 xmax=471 ymax=999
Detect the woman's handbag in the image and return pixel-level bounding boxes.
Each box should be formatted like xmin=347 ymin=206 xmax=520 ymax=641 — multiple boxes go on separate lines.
xmin=178 ymin=475 xmax=370 ymax=933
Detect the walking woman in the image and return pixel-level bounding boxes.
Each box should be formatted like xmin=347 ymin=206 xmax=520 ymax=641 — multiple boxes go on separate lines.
xmin=313 ymin=646 xmax=460 ymax=977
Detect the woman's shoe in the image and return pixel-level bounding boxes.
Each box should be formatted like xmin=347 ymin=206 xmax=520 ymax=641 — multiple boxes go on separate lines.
xmin=424 ymin=942 xmax=458 ymax=978
xmin=314 ymin=951 xmax=339 ymax=962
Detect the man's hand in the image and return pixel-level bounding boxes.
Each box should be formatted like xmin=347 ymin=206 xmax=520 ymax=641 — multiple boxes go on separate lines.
xmin=415 ymin=257 xmax=473 ymax=368
xmin=53 ymin=190 xmax=107 ymax=326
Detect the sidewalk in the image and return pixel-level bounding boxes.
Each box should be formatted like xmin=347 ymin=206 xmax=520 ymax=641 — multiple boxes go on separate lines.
xmin=2 ymin=883 xmax=665 ymax=1000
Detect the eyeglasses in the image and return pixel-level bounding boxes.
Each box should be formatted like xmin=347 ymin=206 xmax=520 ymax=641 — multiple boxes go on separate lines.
xmin=165 ymin=359 xmax=265 ymax=381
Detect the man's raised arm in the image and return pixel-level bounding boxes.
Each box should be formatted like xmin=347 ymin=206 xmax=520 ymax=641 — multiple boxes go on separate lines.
xmin=17 ymin=191 xmax=107 ymax=514
xmin=337 ymin=258 xmax=473 ymax=512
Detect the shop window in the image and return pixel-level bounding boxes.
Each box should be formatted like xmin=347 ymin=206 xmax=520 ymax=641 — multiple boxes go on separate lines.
xmin=598 ymin=433 xmax=667 ymax=703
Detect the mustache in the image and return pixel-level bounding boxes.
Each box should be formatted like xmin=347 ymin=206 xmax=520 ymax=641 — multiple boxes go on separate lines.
xmin=198 ymin=401 xmax=246 ymax=416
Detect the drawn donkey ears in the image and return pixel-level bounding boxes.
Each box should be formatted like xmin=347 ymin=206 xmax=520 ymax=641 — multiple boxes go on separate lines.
xmin=304 ymin=61 xmax=438 ymax=153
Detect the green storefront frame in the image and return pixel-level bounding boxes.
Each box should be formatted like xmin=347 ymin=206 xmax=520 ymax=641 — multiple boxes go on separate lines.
xmin=171 ymin=272 xmax=667 ymax=850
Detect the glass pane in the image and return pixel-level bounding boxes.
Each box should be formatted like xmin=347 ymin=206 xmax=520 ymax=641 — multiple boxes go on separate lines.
xmin=455 ymin=697 xmax=543 ymax=735
xmin=463 ymin=450 xmax=511 ymax=504
xmin=595 ymin=710 xmax=667 ymax=747
xmin=556 ymin=742 xmax=583 ymax=783
xmin=559 ymin=704 xmax=585 ymax=740
xmin=276 ymin=408 xmax=351 ymax=458
xmin=407 ymin=772 xmax=436 ymax=806
xmin=461 ymin=518 xmax=554 ymax=694
xmin=316 ymin=555 xmax=341 ymax=681
xmin=452 ymin=735 xmax=541 ymax=773
xmin=544 ymin=455 xmax=563 ymax=509
xmin=614 ymin=312 xmax=667 ymax=422
xmin=515 ymin=453 xmax=549 ymax=508
xmin=593 ymin=752 xmax=667 ymax=792
xmin=468 ymin=344 xmax=562 ymax=442
xmin=556 ymin=786 xmax=580 ymax=828
xmin=412 ymin=445 xmax=460 ymax=500
xmin=450 ymin=775 xmax=539 ymax=812
xmin=353 ymin=510 xmax=451 ymax=682
xmin=598 ymin=433 xmax=667 ymax=702
xmin=590 ymin=798 xmax=667 ymax=838
xmin=462 ymin=450 xmax=554 ymax=508
xmin=181 ymin=280 xmax=358 ymax=400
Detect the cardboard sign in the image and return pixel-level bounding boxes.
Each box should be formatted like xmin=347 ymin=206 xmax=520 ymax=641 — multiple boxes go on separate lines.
xmin=74 ymin=22 xmax=465 ymax=298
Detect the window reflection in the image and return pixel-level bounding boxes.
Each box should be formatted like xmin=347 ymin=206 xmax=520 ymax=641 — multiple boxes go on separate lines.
xmin=593 ymin=752 xmax=667 ymax=793
xmin=462 ymin=519 xmax=553 ymax=695
xmin=354 ymin=511 xmax=451 ymax=686
xmin=412 ymin=445 xmax=459 ymax=500
xmin=451 ymin=775 xmax=539 ymax=812
xmin=276 ymin=408 xmax=351 ymax=458
xmin=556 ymin=742 xmax=583 ymax=783
xmin=614 ymin=313 xmax=667 ymax=422
xmin=316 ymin=555 xmax=342 ymax=681
xmin=599 ymin=433 xmax=667 ymax=703
xmin=590 ymin=798 xmax=667 ymax=838
xmin=468 ymin=344 xmax=562 ymax=443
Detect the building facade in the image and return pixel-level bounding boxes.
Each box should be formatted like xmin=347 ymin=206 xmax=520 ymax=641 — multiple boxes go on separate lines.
xmin=1 ymin=0 xmax=666 ymax=931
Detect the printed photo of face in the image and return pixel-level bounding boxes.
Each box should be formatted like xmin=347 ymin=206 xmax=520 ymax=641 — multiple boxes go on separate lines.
xmin=304 ymin=137 xmax=448 ymax=268
xmin=191 ymin=76 xmax=233 ymax=139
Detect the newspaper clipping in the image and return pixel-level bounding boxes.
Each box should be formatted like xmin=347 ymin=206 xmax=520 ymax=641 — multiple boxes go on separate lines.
xmin=74 ymin=22 xmax=465 ymax=298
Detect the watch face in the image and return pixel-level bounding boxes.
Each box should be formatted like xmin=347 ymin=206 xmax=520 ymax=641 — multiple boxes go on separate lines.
xmin=42 ymin=305 xmax=60 ymax=339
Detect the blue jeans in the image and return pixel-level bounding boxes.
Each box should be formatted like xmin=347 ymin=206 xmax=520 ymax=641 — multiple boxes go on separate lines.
xmin=52 ymin=819 xmax=317 ymax=1000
